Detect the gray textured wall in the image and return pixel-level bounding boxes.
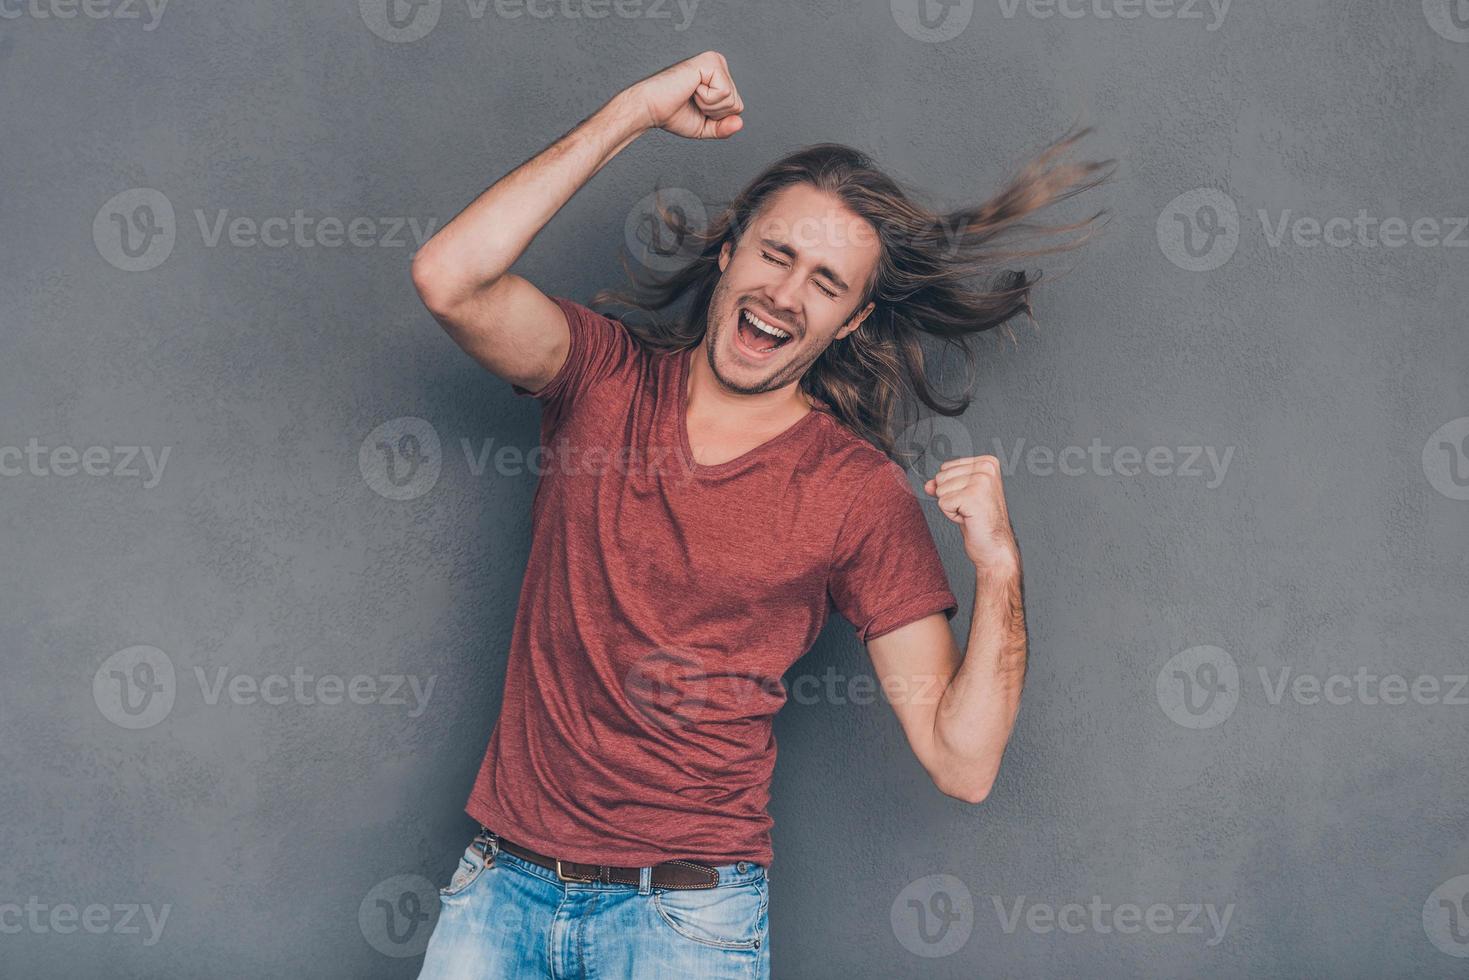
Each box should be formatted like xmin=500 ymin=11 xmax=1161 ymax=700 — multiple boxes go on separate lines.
xmin=3 ymin=1 xmax=1467 ymax=977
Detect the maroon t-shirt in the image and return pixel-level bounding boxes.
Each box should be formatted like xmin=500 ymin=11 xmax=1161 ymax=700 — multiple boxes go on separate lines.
xmin=465 ymin=295 xmax=959 ymax=867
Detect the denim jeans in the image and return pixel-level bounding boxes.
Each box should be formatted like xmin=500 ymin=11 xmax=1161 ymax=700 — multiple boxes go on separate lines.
xmin=417 ymin=827 xmax=771 ymax=980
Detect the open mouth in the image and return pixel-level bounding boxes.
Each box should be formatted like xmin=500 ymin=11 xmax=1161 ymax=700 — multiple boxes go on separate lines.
xmin=735 ymin=307 xmax=795 ymax=357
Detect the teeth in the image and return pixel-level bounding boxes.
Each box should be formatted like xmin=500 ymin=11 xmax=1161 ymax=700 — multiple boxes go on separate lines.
xmin=743 ymin=308 xmax=791 ymax=340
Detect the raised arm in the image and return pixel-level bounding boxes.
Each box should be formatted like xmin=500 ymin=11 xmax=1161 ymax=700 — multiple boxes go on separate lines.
xmin=409 ymin=51 xmax=745 ymax=394
xmin=867 ymin=455 xmax=1029 ymax=804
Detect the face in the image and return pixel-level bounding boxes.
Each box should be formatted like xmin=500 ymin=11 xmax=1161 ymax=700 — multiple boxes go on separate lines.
xmin=704 ymin=183 xmax=879 ymax=396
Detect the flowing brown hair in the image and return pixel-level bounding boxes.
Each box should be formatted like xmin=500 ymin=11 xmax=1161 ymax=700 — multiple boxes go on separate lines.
xmin=591 ymin=126 xmax=1114 ymax=461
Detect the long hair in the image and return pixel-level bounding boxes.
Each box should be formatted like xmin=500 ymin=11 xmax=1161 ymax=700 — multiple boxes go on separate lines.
xmin=591 ymin=126 xmax=1115 ymax=461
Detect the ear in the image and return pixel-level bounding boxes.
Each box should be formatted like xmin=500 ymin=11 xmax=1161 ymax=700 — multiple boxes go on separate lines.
xmin=835 ymin=301 xmax=875 ymax=341
xmin=718 ymin=240 xmax=732 ymax=273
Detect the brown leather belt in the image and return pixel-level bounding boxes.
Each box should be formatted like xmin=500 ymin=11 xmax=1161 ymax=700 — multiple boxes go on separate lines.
xmin=482 ymin=829 xmax=722 ymax=889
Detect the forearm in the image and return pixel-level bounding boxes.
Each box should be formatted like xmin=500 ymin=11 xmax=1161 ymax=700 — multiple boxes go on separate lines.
xmin=412 ymin=88 xmax=651 ymax=305
xmin=930 ymin=561 xmax=1028 ymax=801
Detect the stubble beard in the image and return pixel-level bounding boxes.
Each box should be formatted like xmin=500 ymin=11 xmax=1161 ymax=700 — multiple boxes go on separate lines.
xmin=704 ymin=278 xmax=825 ymax=397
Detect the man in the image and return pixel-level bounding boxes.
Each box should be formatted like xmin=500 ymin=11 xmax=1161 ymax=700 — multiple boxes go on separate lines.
xmin=410 ymin=51 xmax=1106 ymax=979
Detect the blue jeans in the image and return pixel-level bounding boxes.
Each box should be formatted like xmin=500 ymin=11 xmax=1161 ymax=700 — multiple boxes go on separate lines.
xmin=417 ymin=827 xmax=771 ymax=979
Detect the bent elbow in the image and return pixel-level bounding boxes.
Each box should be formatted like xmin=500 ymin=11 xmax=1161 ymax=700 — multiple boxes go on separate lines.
xmin=409 ymin=250 xmax=454 ymax=318
xmin=935 ymin=772 xmax=995 ymax=805
xmin=951 ymin=784 xmax=992 ymax=806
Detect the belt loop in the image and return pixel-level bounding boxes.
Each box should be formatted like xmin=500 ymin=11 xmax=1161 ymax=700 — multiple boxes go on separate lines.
xmin=479 ymin=826 xmax=500 ymax=863
xmin=638 ymin=866 xmax=652 ymax=895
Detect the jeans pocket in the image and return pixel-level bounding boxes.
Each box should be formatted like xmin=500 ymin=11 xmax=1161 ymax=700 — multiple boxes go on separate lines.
xmin=439 ymin=834 xmax=494 ymax=900
xmin=652 ymin=874 xmax=767 ymax=950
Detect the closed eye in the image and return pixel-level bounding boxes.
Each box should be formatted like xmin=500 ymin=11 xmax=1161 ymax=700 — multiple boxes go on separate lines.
xmin=760 ymin=251 xmax=839 ymax=299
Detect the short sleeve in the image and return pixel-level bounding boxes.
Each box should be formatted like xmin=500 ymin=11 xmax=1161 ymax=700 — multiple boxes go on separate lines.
xmin=511 ymin=296 xmax=641 ymax=433
xmin=827 ymin=462 xmax=959 ymax=644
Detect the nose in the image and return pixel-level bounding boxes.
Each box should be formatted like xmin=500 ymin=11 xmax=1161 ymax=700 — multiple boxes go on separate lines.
xmin=763 ymin=271 xmax=803 ymax=323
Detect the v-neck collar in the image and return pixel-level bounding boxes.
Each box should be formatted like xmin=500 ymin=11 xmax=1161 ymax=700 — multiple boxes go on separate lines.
xmin=675 ymin=345 xmax=824 ymax=477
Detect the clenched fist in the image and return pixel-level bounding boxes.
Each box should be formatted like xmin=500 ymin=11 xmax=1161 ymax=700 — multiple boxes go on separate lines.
xmin=629 ymin=50 xmax=744 ymax=140
xmin=923 ymin=456 xmax=1022 ymax=573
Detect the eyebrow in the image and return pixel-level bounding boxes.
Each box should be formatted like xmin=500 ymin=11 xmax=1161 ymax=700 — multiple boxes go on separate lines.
xmin=758 ymin=238 xmax=851 ymax=292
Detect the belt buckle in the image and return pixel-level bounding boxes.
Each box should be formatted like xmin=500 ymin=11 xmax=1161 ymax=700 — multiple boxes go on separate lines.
xmin=556 ymin=859 xmax=592 ymax=883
